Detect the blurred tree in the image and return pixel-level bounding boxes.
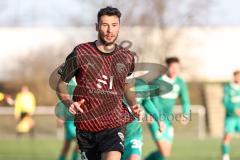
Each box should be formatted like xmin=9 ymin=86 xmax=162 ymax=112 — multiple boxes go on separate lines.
xmin=10 ymin=45 xmax=69 ymax=105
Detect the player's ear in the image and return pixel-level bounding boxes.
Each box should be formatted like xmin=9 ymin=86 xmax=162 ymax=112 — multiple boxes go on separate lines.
xmin=95 ymin=23 xmax=99 ymax=32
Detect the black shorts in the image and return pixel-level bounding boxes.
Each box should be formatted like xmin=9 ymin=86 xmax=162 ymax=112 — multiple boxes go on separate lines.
xmin=76 ymin=126 xmax=126 ymax=160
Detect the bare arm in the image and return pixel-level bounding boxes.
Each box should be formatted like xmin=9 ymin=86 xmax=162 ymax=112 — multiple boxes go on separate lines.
xmin=56 ymin=80 xmax=73 ymax=107
xmin=124 ymin=81 xmax=137 ymax=106
xmin=56 ymin=51 xmax=84 ymax=114
xmin=123 ymin=80 xmax=141 ymax=118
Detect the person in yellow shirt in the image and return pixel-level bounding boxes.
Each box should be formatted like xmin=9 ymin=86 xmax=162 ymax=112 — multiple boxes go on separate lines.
xmin=14 ymin=85 xmax=36 ymax=136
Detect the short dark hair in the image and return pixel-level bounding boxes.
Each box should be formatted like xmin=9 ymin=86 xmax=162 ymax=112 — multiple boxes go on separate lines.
xmin=165 ymin=57 xmax=180 ymax=66
xmin=233 ymin=70 xmax=240 ymax=76
xmin=97 ymin=6 xmax=121 ymax=23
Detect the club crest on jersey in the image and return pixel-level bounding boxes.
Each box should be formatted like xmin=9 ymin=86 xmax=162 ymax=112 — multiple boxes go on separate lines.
xmin=116 ymin=63 xmax=126 ymax=73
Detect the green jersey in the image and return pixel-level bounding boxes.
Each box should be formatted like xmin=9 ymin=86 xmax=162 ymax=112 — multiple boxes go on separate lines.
xmin=124 ymin=78 xmax=160 ymax=138
xmin=223 ymin=82 xmax=240 ymax=117
xmin=151 ymin=75 xmax=190 ymax=123
xmin=123 ymin=79 xmax=160 ymax=159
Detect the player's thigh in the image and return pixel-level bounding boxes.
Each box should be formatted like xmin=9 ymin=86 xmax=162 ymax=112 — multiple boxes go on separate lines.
xmin=223 ymin=133 xmax=232 ymax=144
xmin=121 ymin=138 xmax=143 ymax=160
xmin=224 ymin=117 xmax=237 ymax=134
xmin=101 ymin=151 xmax=121 ymax=160
xmin=65 ymin=122 xmax=76 ymax=140
xmin=76 ymin=130 xmax=98 ymax=160
xmin=156 ymin=140 xmax=172 ymax=157
xmin=148 ymin=121 xmax=174 ymax=142
xmin=127 ymin=154 xmax=141 ymax=160
xmin=155 ymin=125 xmax=174 ymax=157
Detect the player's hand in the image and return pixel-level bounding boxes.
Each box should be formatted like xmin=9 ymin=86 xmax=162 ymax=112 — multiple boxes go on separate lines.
xmin=235 ymin=109 xmax=240 ymax=117
xmin=130 ymin=104 xmax=141 ymax=119
xmin=180 ymin=115 xmax=190 ymax=125
xmin=158 ymin=121 xmax=166 ymax=132
xmin=5 ymin=95 xmax=14 ymax=105
xmin=69 ymin=99 xmax=85 ymax=115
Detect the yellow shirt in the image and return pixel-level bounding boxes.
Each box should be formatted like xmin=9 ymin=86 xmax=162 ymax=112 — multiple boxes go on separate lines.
xmin=14 ymin=92 xmax=36 ymax=119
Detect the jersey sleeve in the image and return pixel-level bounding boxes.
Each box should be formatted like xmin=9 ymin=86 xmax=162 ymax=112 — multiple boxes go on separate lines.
xmin=150 ymin=77 xmax=164 ymax=115
xmin=135 ymin=79 xmax=160 ymax=121
xmin=58 ymin=51 xmax=78 ymax=83
xmin=142 ymin=98 xmax=160 ymax=122
xmin=179 ymin=79 xmax=190 ymax=117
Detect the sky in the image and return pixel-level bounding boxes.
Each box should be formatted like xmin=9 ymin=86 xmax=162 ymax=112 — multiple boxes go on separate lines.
xmin=208 ymin=0 xmax=240 ymax=26
xmin=0 ymin=0 xmax=239 ymax=27
xmin=0 ymin=0 xmax=240 ymax=81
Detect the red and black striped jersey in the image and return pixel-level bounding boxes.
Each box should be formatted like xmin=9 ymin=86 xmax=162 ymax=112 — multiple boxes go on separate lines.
xmin=58 ymin=41 xmax=135 ymax=132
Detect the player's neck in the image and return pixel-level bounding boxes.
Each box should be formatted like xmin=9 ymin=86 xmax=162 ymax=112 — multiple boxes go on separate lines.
xmin=233 ymin=80 xmax=240 ymax=84
xmin=167 ymin=73 xmax=176 ymax=80
xmin=95 ymin=40 xmax=115 ymax=54
xmin=233 ymin=81 xmax=240 ymax=86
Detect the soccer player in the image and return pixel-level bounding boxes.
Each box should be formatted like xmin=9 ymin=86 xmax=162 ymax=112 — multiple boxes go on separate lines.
xmin=145 ymin=57 xmax=190 ymax=160
xmin=56 ymin=6 xmax=140 ymax=160
xmin=14 ymin=85 xmax=36 ymax=136
xmin=58 ymin=78 xmax=79 ymax=160
xmin=222 ymin=70 xmax=240 ymax=160
xmin=122 ymin=78 xmax=165 ymax=160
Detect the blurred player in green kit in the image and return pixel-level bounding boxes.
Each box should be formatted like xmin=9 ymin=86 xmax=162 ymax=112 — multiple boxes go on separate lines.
xmin=57 ymin=78 xmax=80 ymax=160
xmin=122 ymin=52 xmax=168 ymax=160
xmin=222 ymin=70 xmax=240 ymax=160
xmin=122 ymin=77 xmax=165 ymax=160
xmin=145 ymin=57 xmax=190 ymax=160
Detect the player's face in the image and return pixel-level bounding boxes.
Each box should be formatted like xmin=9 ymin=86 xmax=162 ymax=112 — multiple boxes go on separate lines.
xmin=168 ymin=62 xmax=180 ymax=78
xmin=21 ymin=86 xmax=29 ymax=92
xmin=96 ymin=15 xmax=120 ymax=46
xmin=234 ymin=73 xmax=240 ymax=84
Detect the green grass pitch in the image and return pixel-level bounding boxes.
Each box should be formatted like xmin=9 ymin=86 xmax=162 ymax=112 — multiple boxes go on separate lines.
xmin=0 ymin=136 xmax=239 ymax=160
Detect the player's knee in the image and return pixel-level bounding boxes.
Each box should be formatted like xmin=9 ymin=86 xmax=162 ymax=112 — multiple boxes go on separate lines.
xmin=223 ymin=134 xmax=232 ymax=144
xmin=127 ymin=154 xmax=140 ymax=160
xmin=160 ymin=149 xmax=171 ymax=158
xmin=162 ymin=152 xmax=171 ymax=158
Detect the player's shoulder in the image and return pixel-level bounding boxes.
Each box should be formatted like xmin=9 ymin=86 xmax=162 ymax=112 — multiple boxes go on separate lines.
xmin=224 ymin=82 xmax=232 ymax=90
xmin=74 ymin=42 xmax=93 ymax=51
xmin=117 ymin=44 xmax=131 ymax=52
xmin=65 ymin=42 xmax=94 ymax=59
xmin=176 ymin=76 xmax=185 ymax=83
xmin=116 ymin=44 xmax=134 ymax=57
xmin=175 ymin=76 xmax=187 ymax=87
xmin=224 ymin=82 xmax=231 ymax=87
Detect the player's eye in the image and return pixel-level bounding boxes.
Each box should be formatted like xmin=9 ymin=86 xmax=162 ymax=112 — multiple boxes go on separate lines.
xmin=102 ymin=24 xmax=108 ymax=27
